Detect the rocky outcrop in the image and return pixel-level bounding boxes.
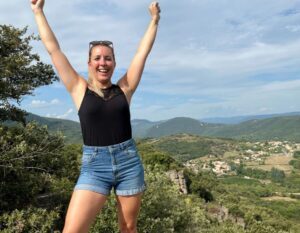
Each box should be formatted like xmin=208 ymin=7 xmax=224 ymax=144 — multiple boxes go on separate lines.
xmin=166 ymin=170 xmax=188 ymax=194
xmin=206 ymin=205 xmax=246 ymax=229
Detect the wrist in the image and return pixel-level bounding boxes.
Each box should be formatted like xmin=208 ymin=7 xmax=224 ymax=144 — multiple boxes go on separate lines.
xmin=151 ymin=15 xmax=160 ymax=24
xmin=33 ymin=8 xmax=43 ymax=15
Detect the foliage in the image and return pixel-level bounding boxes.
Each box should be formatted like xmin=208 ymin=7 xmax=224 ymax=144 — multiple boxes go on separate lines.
xmin=293 ymin=151 xmax=300 ymax=159
xmin=150 ymin=134 xmax=237 ymax=162
xmin=0 ymin=207 xmax=60 ymax=233
xmin=1 ymin=110 xmax=300 ymax=233
xmin=234 ymin=164 xmax=270 ymax=179
xmin=90 ymin=168 xmax=208 ymax=233
xmin=259 ymin=200 xmax=300 ymax=221
xmin=137 ymin=141 xmax=181 ymax=171
xmin=184 ymin=169 xmax=218 ymax=202
xmin=270 ymin=167 xmax=285 ymax=183
xmin=0 ymin=24 xmax=58 ymax=123
xmin=289 ymin=159 xmax=300 ymax=169
xmin=0 ymin=122 xmax=80 ymax=213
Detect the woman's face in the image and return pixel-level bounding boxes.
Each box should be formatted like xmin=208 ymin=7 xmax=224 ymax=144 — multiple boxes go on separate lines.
xmin=88 ymin=45 xmax=115 ymax=84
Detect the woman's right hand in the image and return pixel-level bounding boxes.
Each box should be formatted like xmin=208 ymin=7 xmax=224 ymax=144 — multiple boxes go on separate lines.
xmin=30 ymin=0 xmax=45 ymax=13
xmin=149 ymin=2 xmax=161 ymax=23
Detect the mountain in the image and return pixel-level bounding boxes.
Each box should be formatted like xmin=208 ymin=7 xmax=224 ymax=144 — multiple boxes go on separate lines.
xmin=200 ymin=112 xmax=300 ymax=124
xmin=140 ymin=134 xmax=238 ymax=162
xmin=4 ymin=112 xmax=300 ymax=143
xmin=203 ymin=116 xmax=300 ymax=141
xmin=131 ymin=119 xmax=160 ymax=138
xmin=145 ymin=117 xmax=216 ymax=138
xmin=25 ymin=113 xmax=82 ymax=144
xmin=141 ymin=115 xmax=300 ymax=142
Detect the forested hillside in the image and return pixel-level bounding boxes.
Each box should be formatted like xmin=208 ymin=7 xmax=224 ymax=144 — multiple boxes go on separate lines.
xmin=136 ymin=116 xmax=300 ymax=142
xmin=2 ymin=126 xmax=300 ymax=232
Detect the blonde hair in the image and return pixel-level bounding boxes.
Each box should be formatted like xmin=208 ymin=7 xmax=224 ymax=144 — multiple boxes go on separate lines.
xmin=87 ymin=74 xmax=104 ymax=98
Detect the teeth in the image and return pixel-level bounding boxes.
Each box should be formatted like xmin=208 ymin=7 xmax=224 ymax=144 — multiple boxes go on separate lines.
xmin=98 ymin=69 xmax=108 ymax=73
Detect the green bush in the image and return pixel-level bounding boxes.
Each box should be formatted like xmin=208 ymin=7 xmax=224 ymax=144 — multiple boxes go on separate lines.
xmin=0 ymin=122 xmax=81 ymax=231
xmin=90 ymin=168 xmax=208 ymax=233
xmin=289 ymin=160 xmax=300 ymax=170
xmin=0 ymin=208 xmax=60 ymax=233
xmin=293 ymin=151 xmax=300 ymax=159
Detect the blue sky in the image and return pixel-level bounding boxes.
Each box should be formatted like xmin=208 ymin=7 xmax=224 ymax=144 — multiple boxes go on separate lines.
xmin=1 ymin=0 xmax=300 ymax=122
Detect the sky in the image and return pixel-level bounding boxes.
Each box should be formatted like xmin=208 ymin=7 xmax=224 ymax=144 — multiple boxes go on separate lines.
xmin=1 ymin=0 xmax=300 ymax=122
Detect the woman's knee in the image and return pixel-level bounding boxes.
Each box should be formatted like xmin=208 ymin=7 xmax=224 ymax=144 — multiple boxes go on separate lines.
xmin=62 ymin=225 xmax=87 ymax=233
xmin=119 ymin=221 xmax=137 ymax=233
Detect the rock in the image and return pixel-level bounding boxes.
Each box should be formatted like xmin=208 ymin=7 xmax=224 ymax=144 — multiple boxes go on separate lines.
xmin=166 ymin=170 xmax=188 ymax=194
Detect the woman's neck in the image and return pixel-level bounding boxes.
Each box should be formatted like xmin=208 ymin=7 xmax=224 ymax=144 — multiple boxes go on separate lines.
xmin=95 ymin=81 xmax=112 ymax=90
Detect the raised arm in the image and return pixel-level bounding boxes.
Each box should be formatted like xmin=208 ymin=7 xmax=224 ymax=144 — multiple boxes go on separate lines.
xmin=118 ymin=2 xmax=161 ymax=103
xmin=30 ymin=0 xmax=85 ymax=96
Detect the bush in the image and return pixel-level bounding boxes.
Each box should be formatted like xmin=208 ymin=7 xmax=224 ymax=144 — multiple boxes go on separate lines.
xmin=0 ymin=208 xmax=60 ymax=233
xmin=90 ymin=168 xmax=208 ymax=233
xmin=0 ymin=122 xmax=80 ymax=219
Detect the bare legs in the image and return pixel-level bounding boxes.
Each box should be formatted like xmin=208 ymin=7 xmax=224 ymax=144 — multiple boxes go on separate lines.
xmin=63 ymin=190 xmax=142 ymax=233
xmin=117 ymin=193 xmax=143 ymax=233
xmin=63 ymin=190 xmax=107 ymax=233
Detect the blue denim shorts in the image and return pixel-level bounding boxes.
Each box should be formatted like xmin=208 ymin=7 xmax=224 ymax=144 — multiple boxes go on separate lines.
xmin=74 ymin=138 xmax=146 ymax=196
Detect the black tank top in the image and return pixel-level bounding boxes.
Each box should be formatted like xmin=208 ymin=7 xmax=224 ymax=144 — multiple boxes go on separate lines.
xmin=78 ymin=84 xmax=132 ymax=146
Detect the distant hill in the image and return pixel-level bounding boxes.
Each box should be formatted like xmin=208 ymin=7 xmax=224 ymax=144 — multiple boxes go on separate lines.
xmin=200 ymin=112 xmax=300 ymax=124
xmin=139 ymin=116 xmax=300 ymax=142
xmin=145 ymin=117 xmax=218 ymax=138
xmin=139 ymin=134 xmax=238 ymax=162
xmin=4 ymin=112 xmax=300 ymax=143
xmin=25 ymin=113 xmax=82 ymax=144
xmin=131 ymin=119 xmax=160 ymax=138
xmin=203 ymin=116 xmax=300 ymax=141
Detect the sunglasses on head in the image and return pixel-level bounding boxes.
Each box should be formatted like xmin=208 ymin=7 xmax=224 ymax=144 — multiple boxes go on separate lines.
xmin=89 ymin=40 xmax=113 ymax=49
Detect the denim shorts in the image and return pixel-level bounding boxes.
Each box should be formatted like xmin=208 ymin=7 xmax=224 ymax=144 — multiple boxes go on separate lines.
xmin=74 ymin=138 xmax=146 ymax=196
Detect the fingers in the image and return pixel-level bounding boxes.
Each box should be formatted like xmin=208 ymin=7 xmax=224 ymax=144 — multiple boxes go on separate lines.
xmin=149 ymin=1 xmax=161 ymax=14
xmin=151 ymin=1 xmax=160 ymax=10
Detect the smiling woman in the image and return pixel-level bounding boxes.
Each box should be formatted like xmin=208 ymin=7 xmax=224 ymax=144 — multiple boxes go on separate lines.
xmin=30 ymin=0 xmax=160 ymax=232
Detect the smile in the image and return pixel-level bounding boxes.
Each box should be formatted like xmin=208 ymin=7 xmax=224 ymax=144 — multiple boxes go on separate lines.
xmin=97 ymin=68 xmax=109 ymax=73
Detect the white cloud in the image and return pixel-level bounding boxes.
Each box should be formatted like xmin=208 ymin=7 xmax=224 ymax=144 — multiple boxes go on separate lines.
xmin=56 ymin=108 xmax=74 ymax=119
xmin=30 ymin=99 xmax=61 ymax=108
xmin=46 ymin=108 xmax=74 ymax=120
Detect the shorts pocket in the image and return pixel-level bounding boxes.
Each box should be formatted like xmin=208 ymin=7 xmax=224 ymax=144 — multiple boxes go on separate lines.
xmin=82 ymin=151 xmax=97 ymax=164
xmin=125 ymin=145 xmax=140 ymax=158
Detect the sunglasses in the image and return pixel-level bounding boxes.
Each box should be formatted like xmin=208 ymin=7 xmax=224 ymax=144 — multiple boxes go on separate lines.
xmin=89 ymin=40 xmax=114 ymax=49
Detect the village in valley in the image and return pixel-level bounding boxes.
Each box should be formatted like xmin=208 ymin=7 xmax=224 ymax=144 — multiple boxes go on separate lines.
xmin=184 ymin=140 xmax=300 ymax=176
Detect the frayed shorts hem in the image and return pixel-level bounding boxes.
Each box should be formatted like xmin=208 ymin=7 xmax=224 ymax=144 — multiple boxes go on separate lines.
xmin=116 ymin=185 xmax=147 ymax=196
xmin=74 ymin=184 xmax=147 ymax=196
xmin=74 ymin=184 xmax=110 ymax=196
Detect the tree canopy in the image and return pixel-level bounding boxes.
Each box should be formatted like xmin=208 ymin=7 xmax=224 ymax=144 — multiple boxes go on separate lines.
xmin=0 ymin=24 xmax=58 ymax=124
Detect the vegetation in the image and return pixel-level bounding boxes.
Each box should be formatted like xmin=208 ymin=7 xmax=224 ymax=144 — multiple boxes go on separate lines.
xmin=134 ymin=116 xmax=300 ymax=142
xmin=149 ymin=134 xmax=238 ymax=162
xmin=0 ymin=25 xmax=58 ymax=124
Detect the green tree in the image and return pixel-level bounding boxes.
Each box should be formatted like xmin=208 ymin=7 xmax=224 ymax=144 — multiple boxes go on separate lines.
xmin=184 ymin=169 xmax=217 ymax=202
xmin=90 ymin=168 xmax=208 ymax=233
xmin=0 ymin=207 xmax=60 ymax=233
xmin=0 ymin=24 xmax=58 ymax=124
xmin=0 ymin=122 xmax=81 ymax=212
xmin=293 ymin=151 xmax=300 ymax=159
xmin=270 ymin=167 xmax=285 ymax=183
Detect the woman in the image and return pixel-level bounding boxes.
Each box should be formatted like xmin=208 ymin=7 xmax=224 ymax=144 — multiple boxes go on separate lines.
xmin=30 ymin=0 xmax=160 ymax=232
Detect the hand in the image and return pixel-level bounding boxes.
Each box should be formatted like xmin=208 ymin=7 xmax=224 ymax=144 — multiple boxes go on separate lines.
xmin=30 ymin=0 xmax=45 ymax=13
xmin=149 ymin=1 xmax=161 ymax=22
